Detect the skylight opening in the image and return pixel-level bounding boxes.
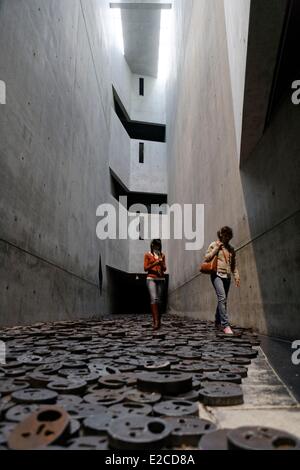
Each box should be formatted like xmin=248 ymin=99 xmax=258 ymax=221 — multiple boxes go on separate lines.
xmin=110 ymin=7 xmax=124 ymax=55
xmin=158 ymin=7 xmax=173 ymax=82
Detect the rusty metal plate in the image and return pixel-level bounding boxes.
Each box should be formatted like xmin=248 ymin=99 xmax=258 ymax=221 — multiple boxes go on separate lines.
xmin=230 ymin=348 xmax=258 ymax=359
xmin=98 ymin=373 xmax=137 ymax=389
xmin=142 ymin=360 xmax=171 ymax=371
xmin=125 ymin=389 xmax=162 ymax=405
xmin=173 ymin=362 xmax=218 ymax=373
xmin=203 ymin=372 xmax=242 ymax=384
xmin=227 ymin=426 xmax=300 ymax=451
xmin=3 ymin=367 xmax=31 ymax=378
xmin=166 ymin=416 xmax=217 ymax=446
xmin=0 ymin=422 xmax=16 ymax=446
xmin=219 ymin=365 xmax=248 ymax=378
xmin=83 ymin=411 xmax=118 ymax=435
xmin=153 ymin=400 xmax=199 ymax=417
xmin=68 ymin=436 xmax=109 ymax=450
xmin=88 ymin=364 xmax=120 ymax=376
xmin=59 ymin=369 xmax=99 ymax=384
xmin=17 ymin=355 xmax=45 ymax=366
xmin=199 ymin=429 xmax=230 ymax=450
xmin=56 ymin=394 xmax=83 ymax=407
xmin=36 ymin=363 xmax=63 ymax=375
xmin=83 ymin=389 xmax=125 ymax=407
xmin=5 ymin=404 xmax=39 ymax=422
xmin=0 ymin=379 xmax=29 ymax=395
xmin=163 ymin=390 xmax=200 ymax=402
xmin=11 ymin=388 xmax=58 ymax=405
xmin=65 ymin=403 xmax=107 ymax=421
xmin=8 ymin=406 xmax=70 ymax=450
xmin=199 ymin=382 xmax=244 ymax=406
xmin=137 ymin=371 xmax=193 ymax=396
xmin=108 ymin=416 xmax=172 ymax=450
xmin=227 ymin=357 xmax=251 ymax=366
xmin=47 ymin=378 xmax=87 ymax=395
xmin=61 ymin=360 xmax=87 ymax=369
xmin=108 ymin=402 xmax=153 ymax=417
xmin=26 ymin=372 xmax=54 ymax=388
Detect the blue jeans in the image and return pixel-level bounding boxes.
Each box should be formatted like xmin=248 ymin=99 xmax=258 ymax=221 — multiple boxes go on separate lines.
xmin=146 ymin=279 xmax=165 ymax=305
xmin=211 ymin=274 xmax=231 ymax=327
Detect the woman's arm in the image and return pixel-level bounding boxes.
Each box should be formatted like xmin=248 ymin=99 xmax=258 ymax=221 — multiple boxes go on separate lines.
xmin=161 ymin=254 xmax=167 ymax=272
xmin=231 ymin=250 xmax=240 ymax=285
xmin=144 ymin=254 xmax=159 ymax=272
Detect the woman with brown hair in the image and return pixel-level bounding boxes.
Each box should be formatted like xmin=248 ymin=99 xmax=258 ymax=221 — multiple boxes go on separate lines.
xmin=144 ymin=239 xmax=167 ymax=330
xmin=205 ymin=226 xmax=240 ymax=335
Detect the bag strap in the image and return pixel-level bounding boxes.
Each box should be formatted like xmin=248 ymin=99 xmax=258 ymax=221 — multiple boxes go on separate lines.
xmin=222 ymin=247 xmax=236 ymax=269
xmin=221 ymin=247 xmax=230 ymax=265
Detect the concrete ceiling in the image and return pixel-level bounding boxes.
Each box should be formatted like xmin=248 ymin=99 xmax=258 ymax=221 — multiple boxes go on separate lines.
xmin=110 ymin=1 xmax=172 ymax=78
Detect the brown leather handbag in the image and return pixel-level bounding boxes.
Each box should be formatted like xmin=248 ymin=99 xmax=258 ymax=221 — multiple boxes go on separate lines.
xmin=199 ymin=253 xmax=218 ymax=275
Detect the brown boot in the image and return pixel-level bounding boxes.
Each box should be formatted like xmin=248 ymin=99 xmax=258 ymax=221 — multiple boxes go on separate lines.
xmin=157 ymin=304 xmax=162 ymax=329
xmin=151 ymin=303 xmax=160 ymax=330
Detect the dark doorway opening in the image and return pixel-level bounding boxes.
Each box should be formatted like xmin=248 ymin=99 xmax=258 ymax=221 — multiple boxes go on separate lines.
xmin=106 ymin=266 xmax=168 ymax=315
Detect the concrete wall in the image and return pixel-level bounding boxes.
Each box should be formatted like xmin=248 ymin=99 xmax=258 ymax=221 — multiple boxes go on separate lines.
xmin=111 ymin=37 xmax=166 ymax=125
xmin=109 ymin=112 xmax=167 ymax=194
xmin=166 ymin=0 xmax=300 ymax=340
xmin=105 ymin=196 xmax=130 ymax=273
xmin=111 ymin=11 xmax=132 ymax=115
xmin=224 ymin=0 xmax=250 ymax=156
xmin=0 ymin=0 xmax=113 ymax=325
xmin=131 ymin=75 xmax=166 ymax=124
xmin=110 ymin=111 xmax=132 ymax=189
xmin=130 ymin=139 xmax=167 ymax=194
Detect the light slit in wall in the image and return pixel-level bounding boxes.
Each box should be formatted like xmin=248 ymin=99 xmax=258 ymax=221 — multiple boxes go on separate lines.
xmin=139 ymin=77 xmax=144 ymax=96
xmin=139 ymin=142 xmax=144 ymax=164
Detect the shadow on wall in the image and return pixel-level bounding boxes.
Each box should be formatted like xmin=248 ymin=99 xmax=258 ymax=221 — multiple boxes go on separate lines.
xmin=239 ymin=92 xmax=300 ymax=340
xmin=236 ymin=0 xmax=300 ymax=340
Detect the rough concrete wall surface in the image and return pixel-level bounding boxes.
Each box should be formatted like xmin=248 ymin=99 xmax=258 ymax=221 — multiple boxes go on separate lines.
xmin=0 ymin=0 xmax=112 ymax=325
xmin=131 ymin=75 xmax=166 ymax=124
xmin=166 ymin=0 xmax=300 ymax=339
xmin=130 ymin=140 xmax=167 ymax=194
xmin=223 ymin=0 xmax=250 ymax=156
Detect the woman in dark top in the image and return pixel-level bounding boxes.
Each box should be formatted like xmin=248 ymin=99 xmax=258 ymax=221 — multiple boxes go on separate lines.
xmin=144 ymin=239 xmax=167 ymax=330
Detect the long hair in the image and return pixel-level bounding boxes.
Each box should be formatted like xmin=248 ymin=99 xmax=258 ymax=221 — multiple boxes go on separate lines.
xmin=217 ymin=226 xmax=233 ymax=241
xmin=150 ymin=239 xmax=162 ymax=255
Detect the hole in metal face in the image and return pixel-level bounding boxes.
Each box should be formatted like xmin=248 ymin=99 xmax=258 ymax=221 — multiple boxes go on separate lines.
xmin=37 ymin=410 xmax=62 ymax=422
xmin=148 ymin=422 xmax=165 ymax=434
xmin=272 ymin=437 xmax=297 ymax=449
